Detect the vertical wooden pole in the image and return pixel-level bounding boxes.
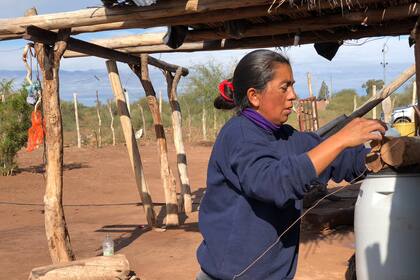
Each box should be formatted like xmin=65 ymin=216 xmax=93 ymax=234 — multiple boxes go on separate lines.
xmin=202 ymin=104 xmax=207 ymax=141
xmin=95 ymin=90 xmax=102 ymax=148
xmin=353 ymin=95 xmax=357 ymax=112
xmin=297 ymin=100 xmax=304 ymax=131
xmin=107 ymin=100 xmax=116 ymax=146
xmin=106 ymin=60 xmax=155 ymax=226
xmin=412 ymin=81 xmax=417 ymax=106
xmin=311 ymin=97 xmax=319 ymax=131
xmin=132 ymin=54 xmax=179 ymax=226
xmin=165 ymin=68 xmax=192 ymax=214
xmin=186 ymin=105 xmax=192 ymax=142
xmin=372 ymin=85 xmax=377 ymax=119
xmin=307 ymin=72 xmax=313 ymax=97
xmin=213 ymin=107 xmax=217 ymax=138
xmin=34 ymin=28 xmax=75 ymax=263
xmin=382 ymin=96 xmax=393 ymax=123
xmin=139 ymin=103 xmax=147 ymax=138
xmin=415 ymin=27 xmax=420 ymax=135
xmin=124 ymin=89 xmax=131 ymax=115
xmin=73 ymin=93 xmax=81 ymax=148
xmin=307 ymin=99 xmax=313 ymax=131
xmin=159 ymin=90 xmax=163 ymax=114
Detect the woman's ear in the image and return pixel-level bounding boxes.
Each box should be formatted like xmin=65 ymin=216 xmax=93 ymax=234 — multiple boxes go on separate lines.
xmin=247 ymin=88 xmax=260 ymax=108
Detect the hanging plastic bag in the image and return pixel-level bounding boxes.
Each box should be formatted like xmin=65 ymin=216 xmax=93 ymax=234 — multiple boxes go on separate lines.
xmin=27 ymin=110 xmax=45 ymax=152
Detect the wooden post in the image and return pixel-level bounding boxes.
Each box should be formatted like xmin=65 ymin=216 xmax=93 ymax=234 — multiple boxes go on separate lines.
xmin=107 ymin=100 xmax=116 ymax=146
xmin=307 ymin=72 xmax=313 ymax=97
xmin=412 ymin=81 xmax=417 ymax=106
xmin=159 ymin=90 xmax=163 ymax=114
xmin=165 ymin=68 xmax=192 ymax=214
xmin=186 ymin=104 xmax=192 ymax=142
xmin=123 ymin=88 xmax=131 ymax=115
xmin=73 ymin=93 xmax=81 ymax=148
xmin=382 ymin=96 xmax=393 ymax=123
xmin=353 ymin=95 xmax=358 ymax=112
xmin=95 ymin=90 xmax=102 ymax=148
xmin=372 ymin=85 xmax=377 ymax=119
xmin=202 ymin=104 xmax=207 ymax=141
xmin=415 ymin=24 xmax=420 ymax=135
xmin=213 ymin=107 xmax=218 ymax=138
xmin=106 ymin=60 xmax=155 ymax=226
xmin=34 ymin=28 xmax=75 ymax=263
xmin=132 ymin=54 xmax=179 ymax=226
xmin=139 ymin=103 xmax=147 ymax=138
xmin=311 ymin=97 xmax=319 ymax=130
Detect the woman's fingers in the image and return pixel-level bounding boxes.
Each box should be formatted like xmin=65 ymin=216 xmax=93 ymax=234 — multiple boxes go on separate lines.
xmin=338 ymin=118 xmax=388 ymax=148
xmin=364 ymin=120 xmax=387 ymax=134
xmin=367 ymin=131 xmax=383 ymax=141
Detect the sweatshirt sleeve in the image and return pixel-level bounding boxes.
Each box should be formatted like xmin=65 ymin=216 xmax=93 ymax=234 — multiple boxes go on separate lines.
xmin=230 ymin=140 xmax=318 ymax=208
xmin=328 ymin=145 xmax=370 ymax=183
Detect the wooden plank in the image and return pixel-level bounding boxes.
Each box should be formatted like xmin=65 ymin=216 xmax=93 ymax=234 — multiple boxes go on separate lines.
xmin=34 ymin=28 xmax=75 ymax=263
xmin=106 ymin=60 xmax=156 ymax=227
xmin=24 ymin=26 xmax=188 ymax=76
xmin=28 ymin=254 xmax=130 ymax=280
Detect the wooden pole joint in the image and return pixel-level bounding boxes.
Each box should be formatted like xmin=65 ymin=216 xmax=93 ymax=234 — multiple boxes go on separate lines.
xmin=25 ymin=25 xmax=188 ymax=76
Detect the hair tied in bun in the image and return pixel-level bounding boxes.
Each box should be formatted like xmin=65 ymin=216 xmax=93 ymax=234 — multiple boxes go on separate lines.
xmin=218 ymin=80 xmax=234 ymax=103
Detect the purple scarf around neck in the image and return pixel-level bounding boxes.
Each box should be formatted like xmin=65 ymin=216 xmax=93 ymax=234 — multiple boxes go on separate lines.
xmin=241 ymin=108 xmax=281 ymax=133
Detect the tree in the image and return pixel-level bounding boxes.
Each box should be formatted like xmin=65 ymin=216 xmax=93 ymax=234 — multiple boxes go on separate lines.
xmin=317 ymin=80 xmax=330 ymax=100
xmin=0 ymin=84 xmax=32 ymax=175
xmin=187 ymin=61 xmax=226 ymax=141
xmin=327 ymin=89 xmax=359 ymax=114
xmin=362 ymin=79 xmax=384 ymax=97
xmin=0 ymin=78 xmax=15 ymax=102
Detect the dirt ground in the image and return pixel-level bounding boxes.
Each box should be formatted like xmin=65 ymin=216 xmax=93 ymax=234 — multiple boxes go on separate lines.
xmin=0 ymin=141 xmax=355 ymax=280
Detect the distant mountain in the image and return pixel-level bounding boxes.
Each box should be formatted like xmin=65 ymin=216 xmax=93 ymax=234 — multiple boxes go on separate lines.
xmin=0 ymin=67 xmax=176 ymax=105
xmin=0 ymin=61 xmax=413 ymax=105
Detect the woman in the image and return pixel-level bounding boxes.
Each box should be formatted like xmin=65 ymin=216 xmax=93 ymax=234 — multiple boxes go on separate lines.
xmin=196 ymin=50 xmax=385 ymax=280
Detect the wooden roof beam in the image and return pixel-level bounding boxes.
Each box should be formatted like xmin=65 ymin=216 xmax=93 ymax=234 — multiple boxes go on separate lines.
xmin=0 ymin=5 xmax=278 ymax=41
xmin=63 ymin=3 xmax=419 ymax=58
xmin=23 ymin=26 xmax=188 ymax=76
xmin=70 ymin=20 xmax=414 ymax=54
xmin=0 ymin=0 xmax=273 ymax=40
xmin=0 ymin=0 xmax=390 ymax=41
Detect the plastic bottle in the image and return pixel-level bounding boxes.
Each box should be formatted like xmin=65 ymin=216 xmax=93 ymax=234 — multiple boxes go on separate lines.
xmin=102 ymin=233 xmax=114 ymax=256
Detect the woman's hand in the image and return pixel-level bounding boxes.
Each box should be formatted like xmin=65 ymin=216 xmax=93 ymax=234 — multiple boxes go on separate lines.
xmin=334 ymin=118 xmax=387 ymax=149
xmin=307 ymin=118 xmax=386 ymax=176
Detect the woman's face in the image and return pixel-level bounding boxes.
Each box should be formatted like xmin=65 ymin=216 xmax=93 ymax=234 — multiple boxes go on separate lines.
xmin=247 ymin=63 xmax=297 ymax=125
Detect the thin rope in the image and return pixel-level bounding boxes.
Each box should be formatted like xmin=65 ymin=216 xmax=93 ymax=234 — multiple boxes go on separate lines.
xmin=232 ymin=168 xmax=367 ymax=279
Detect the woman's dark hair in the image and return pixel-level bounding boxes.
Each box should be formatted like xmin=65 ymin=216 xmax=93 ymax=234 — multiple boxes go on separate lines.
xmin=214 ymin=49 xmax=290 ymax=110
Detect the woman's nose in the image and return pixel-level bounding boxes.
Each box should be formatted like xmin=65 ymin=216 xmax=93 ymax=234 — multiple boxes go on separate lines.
xmin=288 ymin=88 xmax=297 ymax=100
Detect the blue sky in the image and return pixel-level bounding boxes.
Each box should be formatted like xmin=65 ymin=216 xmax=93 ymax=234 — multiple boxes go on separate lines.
xmin=0 ymin=1 xmax=416 ymax=104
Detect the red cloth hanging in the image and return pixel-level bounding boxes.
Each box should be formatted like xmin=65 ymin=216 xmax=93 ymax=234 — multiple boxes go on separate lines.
xmin=27 ymin=111 xmax=45 ymax=152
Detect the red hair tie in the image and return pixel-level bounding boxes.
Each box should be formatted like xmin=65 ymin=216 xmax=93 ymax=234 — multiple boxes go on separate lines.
xmin=218 ymin=80 xmax=234 ymax=103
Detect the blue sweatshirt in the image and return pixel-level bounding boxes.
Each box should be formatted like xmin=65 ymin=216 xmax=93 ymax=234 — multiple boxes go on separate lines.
xmin=197 ymin=115 xmax=368 ymax=280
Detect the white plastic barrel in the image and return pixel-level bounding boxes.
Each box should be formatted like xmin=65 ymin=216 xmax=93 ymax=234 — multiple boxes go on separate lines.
xmin=354 ymin=170 xmax=420 ymax=280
